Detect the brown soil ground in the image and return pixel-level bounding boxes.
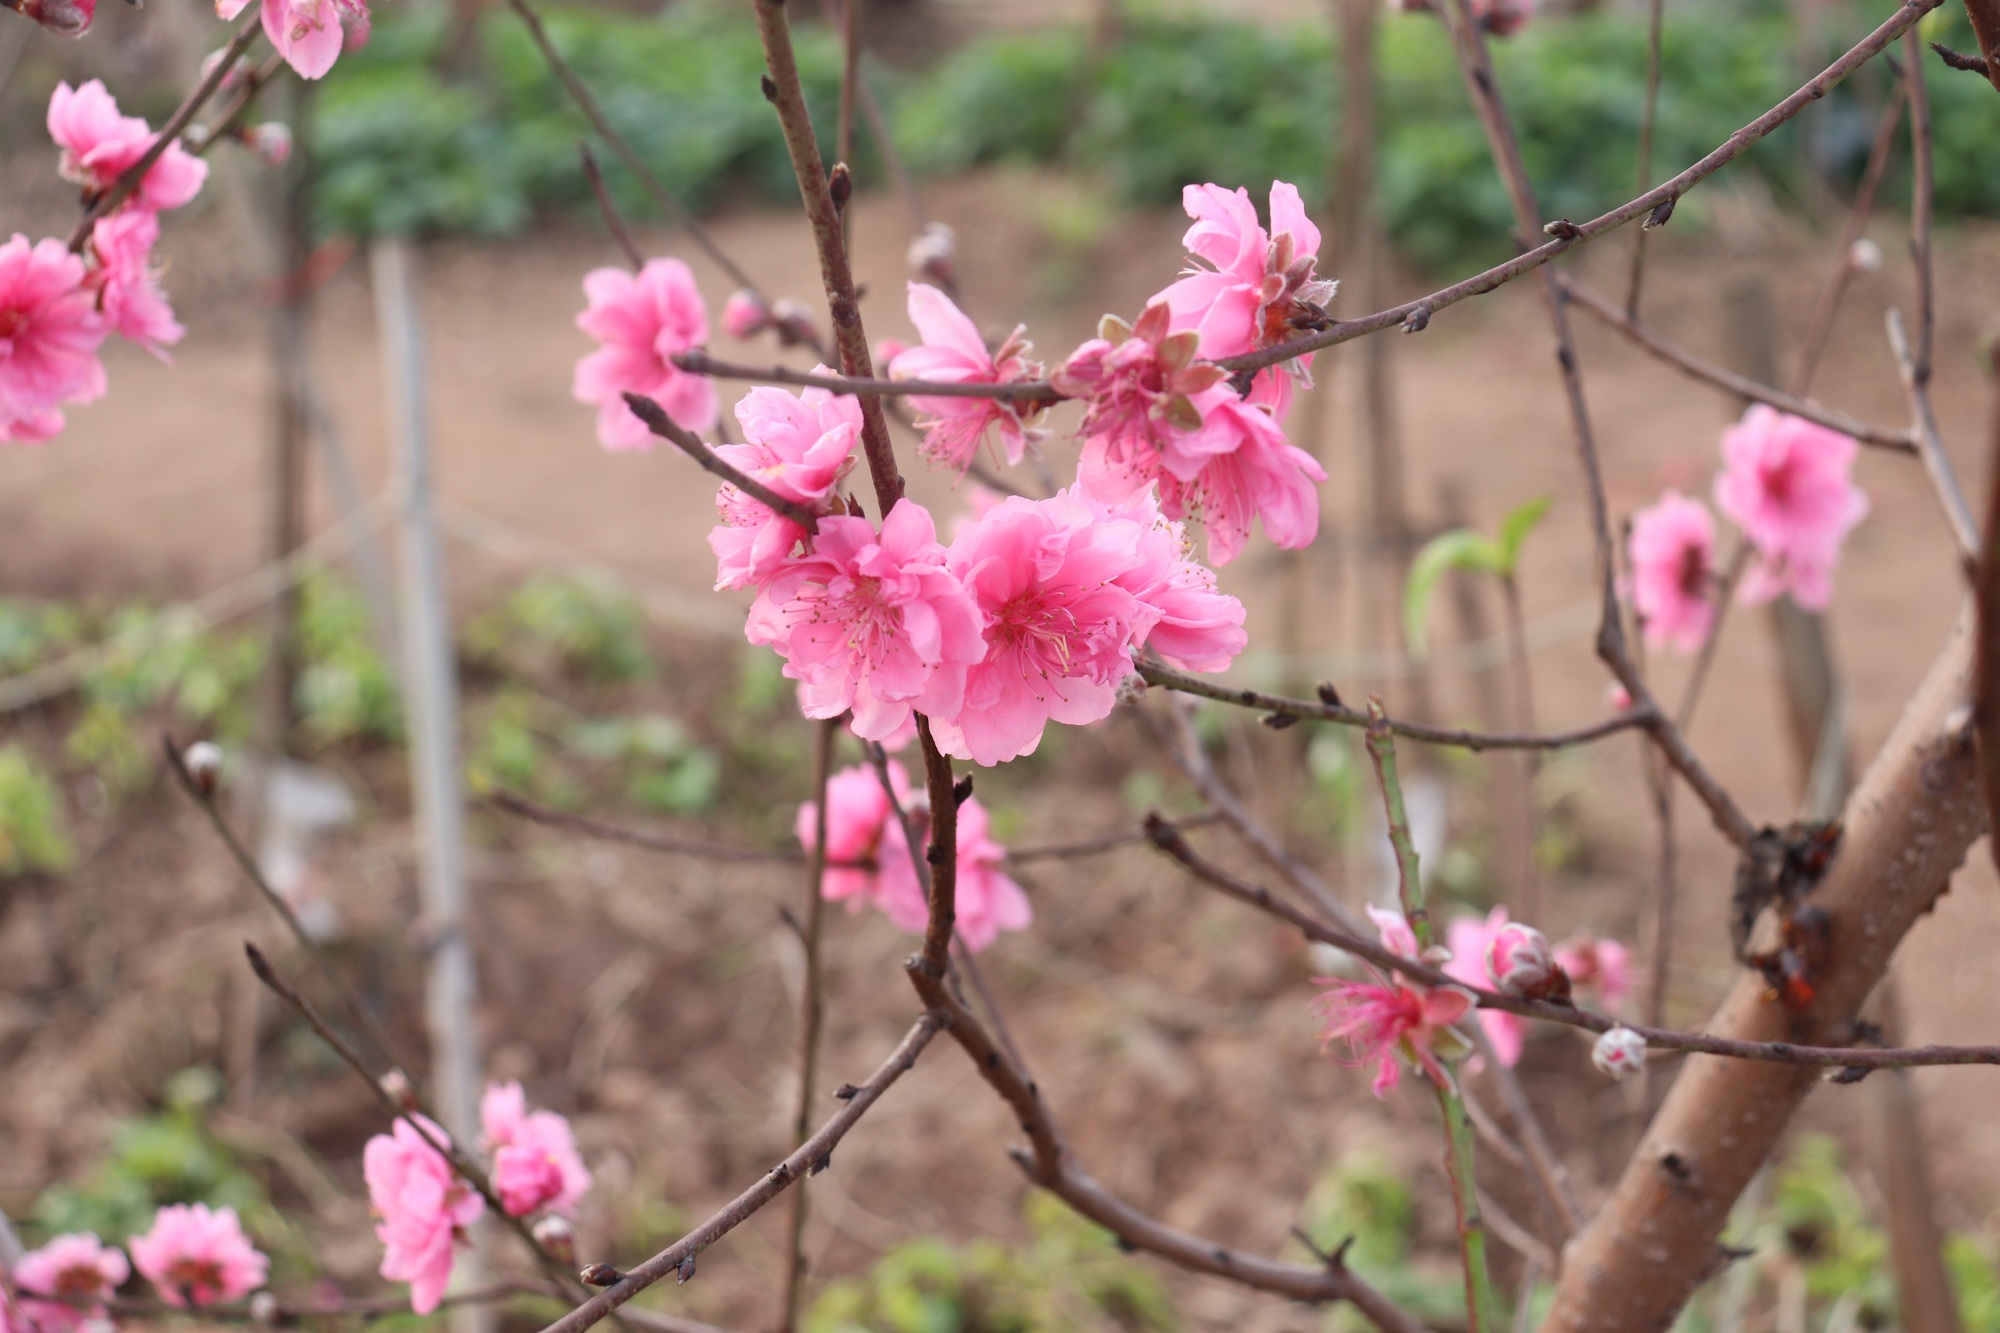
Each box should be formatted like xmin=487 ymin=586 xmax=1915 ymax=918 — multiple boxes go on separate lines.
xmin=5 ymin=158 xmax=2000 ymax=1332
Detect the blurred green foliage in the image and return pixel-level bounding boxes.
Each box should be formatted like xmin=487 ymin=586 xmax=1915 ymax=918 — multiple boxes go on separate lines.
xmin=806 ymin=1194 xmax=1176 ymax=1333
xmin=0 ymin=744 xmax=73 ymax=877
xmin=468 ymin=571 xmax=654 ymax=685
xmin=311 ymin=2 xmax=1998 ymax=271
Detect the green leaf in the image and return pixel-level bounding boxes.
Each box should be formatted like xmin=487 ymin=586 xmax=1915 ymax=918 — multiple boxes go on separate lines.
xmin=1496 ymin=496 xmax=1553 ymax=575
xmin=1403 ymin=530 xmax=1502 ymax=660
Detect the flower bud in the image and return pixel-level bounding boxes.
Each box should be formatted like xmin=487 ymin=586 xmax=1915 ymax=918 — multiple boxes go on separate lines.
xmin=23 ymin=0 xmax=93 ymax=36
xmin=770 ymin=298 xmax=819 ymax=350
xmin=248 ymin=1292 xmax=280 ymax=1325
xmin=906 ymin=222 xmax=957 ymax=288
xmin=579 ymin=1263 xmax=622 ymax=1287
xmin=721 ymin=289 xmax=770 ymax=341
xmin=1848 ymin=238 xmax=1883 ymax=274
xmin=1486 ymin=922 xmax=1563 ymax=999
xmin=532 ymin=1215 xmax=577 ymax=1268
xmin=246 ymin=122 xmax=293 ymax=168
xmin=1592 ymin=1025 xmax=1647 ymax=1081
xmin=184 ymin=740 xmax=224 ymax=796
xmin=379 ymin=1068 xmax=419 ymax=1110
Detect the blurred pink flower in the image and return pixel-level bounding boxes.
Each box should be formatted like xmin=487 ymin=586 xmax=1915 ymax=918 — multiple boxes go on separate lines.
xmin=572 ymin=257 xmax=717 ymax=451
xmin=721 ymin=288 xmax=769 ymax=340
xmin=746 ymin=499 xmax=986 ymax=742
xmin=1556 ymin=934 xmax=1631 ymax=1014
xmin=1628 ymin=490 xmax=1716 ymax=653
xmin=930 ymin=489 xmax=1158 ymax=765
xmin=89 ymin=211 xmax=183 ymax=360
xmin=480 ymin=1082 xmax=593 ymax=1218
xmin=217 ymin=0 xmax=370 ymax=80
xmin=1152 ymin=181 xmax=1334 ymax=419
xmin=47 ymin=81 xmax=208 ymax=213
xmin=364 ymin=1116 xmax=483 ymax=1315
xmin=1445 ymin=908 xmax=1524 ymax=1068
xmin=245 ymin=122 xmax=292 ymax=167
xmin=129 ymin=1204 xmax=268 ymax=1308
xmin=707 ymin=378 xmax=859 ymax=590
xmin=15 ymin=1233 xmax=129 ymax=1331
xmin=953 ymin=795 xmax=1032 ymax=951
xmin=1366 ymin=904 xmax=1419 ymax=960
xmin=19 ymin=0 xmax=93 ymax=36
xmin=889 ymin=283 xmax=1045 ymax=470
xmin=1713 ymin=406 xmax=1868 ymax=611
xmin=1 ymin=233 xmax=108 ymax=444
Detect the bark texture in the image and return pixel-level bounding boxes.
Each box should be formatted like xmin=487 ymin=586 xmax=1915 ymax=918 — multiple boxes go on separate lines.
xmin=1543 ymin=609 xmax=1986 ymax=1332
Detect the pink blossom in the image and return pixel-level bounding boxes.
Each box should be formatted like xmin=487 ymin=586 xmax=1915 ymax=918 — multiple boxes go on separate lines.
xmin=128 ymin=1204 xmax=268 ymax=1308
xmin=707 ymin=379 xmax=859 ymax=590
xmin=1311 ymin=978 xmax=1472 ymax=1098
xmin=19 ymin=0 xmax=93 ymax=36
xmin=721 ymin=289 xmax=769 ymax=340
xmin=46 ymin=82 xmax=208 ymax=214
xmin=888 ymin=283 xmax=1045 ymax=470
xmin=15 ymin=1234 xmax=129 ymax=1331
xmin=364 ymin=1116 xmax=484 ymax=1315
xmin=1 ymin=233 xmax=108 ymax=445
xmin=1556 ymin=934 xmax=1631 ymax=1014
xmin=1083 ymin=485 xmax=1247 ymax=673
xmin=480 ymin=1083 xmax=593 ymax=1219
xmin=1366 ymin=904 xmax=1419 ymax=960
xmin=89 ymin=211 xmax=183 ymax=360
xmin=1054 ymin=301 xmax=1228 ymax=463
xmin=1445 ymin=908 xmax=1524 ymax=1068
xmin=930 ymin=489 xmax=1159 ymax=765
xmin=952 ymin=794 xmax=1032 ymax=951
xmin=1152 ymin=182 xmax=1334 ymax=419
xmin=1714 ymin=406 xmax=1868 ymax=611
xmin=797 ymin=762 xmax=924 ymax=926
xmin=217 ymin=0 xmax=370 ymax=80
xmin=1628 ymin=490 xmax=1716 ymax=653
xmin=746 ymin=499 xmax=986 ymax=742
xmin=573 ymin=258 xmax=717 ymax=451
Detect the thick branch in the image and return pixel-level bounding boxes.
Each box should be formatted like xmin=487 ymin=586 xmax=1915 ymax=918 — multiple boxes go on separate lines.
xmin=1958 ymin=0 xmax=2000 ymax=90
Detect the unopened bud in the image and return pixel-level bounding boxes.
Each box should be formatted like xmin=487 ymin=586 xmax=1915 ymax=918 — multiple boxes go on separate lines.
xmin=245 ymin=122 xmax=292 ymax=168
xmin=1486 ymin=922 xmax=1566 ymax=1000
xmin=906 ymin=222 xmax=957 ymax=288
xmin=1592 ymin=1025 xmax=1647 ymax=1081
xmin=248 ymin=1292 xmax=280 ymax=1325
xmin=532 ymin=1215 xmax=577 ymax=1267
xmin=184 ymin=740 xmax=223 ymax=795
xmin=721 ymin=288 xmax=770 ymax=341
xmin=379 ymin=1068 xmax=419 ymax=1110
xmin=827 ymin=162 xmax=853 ymax=211
xmin=22 ymin=0 xmax=94 ymax=35
xmin=1847 ymin=238 xmax=1883 ymax=274
xmin=770 ymin=298 xmax=819 ymax=350
xmin=579 ymin=1263 xmax=622 ymax=1287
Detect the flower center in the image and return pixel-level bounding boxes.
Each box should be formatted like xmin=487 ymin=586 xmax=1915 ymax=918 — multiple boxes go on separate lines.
xmin=994 ymin=594 xmax=1079 ymax=681
xmin=1676 ymin=543 xmax=1707 ymax=598
xmin=166 ymin=1257 xmax=225 ymax=1295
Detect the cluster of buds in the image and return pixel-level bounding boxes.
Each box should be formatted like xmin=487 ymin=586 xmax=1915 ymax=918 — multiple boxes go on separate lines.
xmin=1255 ymin=228 xmax=1339 ymax=348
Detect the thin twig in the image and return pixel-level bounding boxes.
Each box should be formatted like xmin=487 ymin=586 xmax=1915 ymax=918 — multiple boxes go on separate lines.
xmin=1905 ymin=26 xmax=1936 ymax=385
xmin=1562 ymin=276 xmax=1916 ymax=453
xmin=535 ymin=1013 xmax=946 ymax=1333
xmin=579 ymin=142 xmax=644 ymax=272
xmin=1467 ymin=1023 xmax=1585 ymax=1238
xmin=189 ymin=53 xmax=287 ymax=159
xmin=1675 ymin=543 xmax=1753 ymax=731
xmin=622 ymin=392 xmax=821 ymax=534
xmin=1143 ymin=817 xmax=2000 ymax=1069
xmin=1624 ymin=0 xmax=1667 ymax=314
xmin=1791 ymin=84 xmax=1906 ymax=397
xmin=1363 ymin=699 xmax=1432 ymax=947
xmin=486 ymin=787 xmax=799 ymax=861
xmin=779 ymin=719 xmax=839 ymax=1333
xmin=1886 ymin=311 xmax=1980 ymax=565
xmin=66 ymin=14 xmax=262 ymax=250
xmin=1006 ymin=812 xmax=1222 ymax=862
xmin=672 ymin=351 xmax=1060 ymax=404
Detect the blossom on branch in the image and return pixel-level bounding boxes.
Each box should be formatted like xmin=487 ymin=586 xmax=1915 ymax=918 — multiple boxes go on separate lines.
xmin=364 ymin=1116 xmax=484 ymax=1315
xmin=480 ymin=1082 xmax=593 ymax=1219
xmin=14 ymin=1234 xmax=129 ymax=1331
xmin=1083 ymin=486 xmax=1247 ymax=672
xmin=217 ymin=0 xmax=371 ymax=80
xmin=1313 ymin=907 xmax=1474 ymax=1097
xmin=128 ymin=1204 xmax=268 ymax=1309
xmin=89 ymin=210 xmax=183 ymax=360
xmin=1556 ymin=933 xmax=1631 ymax=1013
xmin=708 ymin=379 xmax=859 ymax=590
xmin=1627 ymin=490 xmax=1716 ymax=654
xmin=1445 ymin=908 xmax=1525 ymax=1068
xmin=47 ymin=81 xmax=208 ymax=214
xmin=746 ymin=499 xmax=986 ymax=742
xmin=573 ymin=257 xmax=718 ymax=451
xmin=0 ymin=234 xmax=108 ymax=445
xmin=889 ymin=283 xmax=1045 ymax=471
xmin=1714 ymin=405 xmax=1868 ymax=611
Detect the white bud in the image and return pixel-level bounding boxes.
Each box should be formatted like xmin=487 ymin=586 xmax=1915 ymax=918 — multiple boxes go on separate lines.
xmin=1848 ymin=239 xmax=1883 ymax=274
xmin=247 ymin=122 xmax=293 ymax=168
xmin=1592 ymin=1025 xmax=1647 ymax=1081
xmin=184 ymin=740 xmax=223 ymax=795
xmin=906 ymin=222 xmax=958 ymax=286
xmin=248 ymin=1292 xmax=280 ymax=1325
xmin=533 ymin=1215 xmax=577 ymax=1267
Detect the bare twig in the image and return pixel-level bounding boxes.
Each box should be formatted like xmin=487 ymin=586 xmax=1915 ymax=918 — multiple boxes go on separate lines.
xmin=779 ymin=720 xmax=839 ymax=1333
xmin=1624 ymin=0 xmax=1667 ymax=314
xmin=1931 ymin=39 xmax=1993 ymax=77
xmin=1791 ymin=84 xmax=1906 ymax=397
xmin=1906 ymin=28 xmax=1937 ymax=386
xmin=536 ymin=1013 xmax=946 ymax=1333
xmin=189 ymin=52 xmax=287 ymax=159
xmin=1561 ymin=277 xmax=1917 ymax=453
xmin=672 ymin=351 xmax=1060 ymax=404
xmin=1675 ymin=543 xmax=1753 ymax=731
xmin=486 ymin=787 xmax=799 ymax=861
xmin=622 ymin=392 xmax=821 ymax=534
xmin=66 ymin=14 xmax=262 ymax=250
xmin=1886 ymin=311 xmax=1980 ymax=564
xmin=579 ymin=143 xmax=644 ymax=272
xmin=1364 ymin=700 xmax=1432 ymax=946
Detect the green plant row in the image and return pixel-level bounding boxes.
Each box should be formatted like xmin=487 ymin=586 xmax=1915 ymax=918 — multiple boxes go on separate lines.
xmin=311 ymin=1 xmax=2000 ymax=270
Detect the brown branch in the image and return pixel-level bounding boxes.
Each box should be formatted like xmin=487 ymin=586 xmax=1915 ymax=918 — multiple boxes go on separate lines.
xmin=579 ymin=143 xmax=644 ymax=272
xmin=1931 ymin=39 xmax=1993 ymax=76
xmin=779 ymin=720 xmax=839 ymax=1333
xmin=1545 ymin=610 xmax=1989 ymax=1330
xmin=1791 ymin=82 xmax=1905 ymax=397
xmin=486 ymin=787 xmax=799 ymax=862
xmin=672 ymin=351 xmax=1061 ymax=405
xmin=751 ymin=0 xmax=901 ymax=518
xmin=1958 ymin=0 xmax=2000 ymax=90
xmin=1005 ymin=811 xmax=1222 ymax=863
xmin=1906 ymin=27 xmax=1937 ymax=386
xmin=1143 ymin=816 xmax=2000 ymax=1070
xmin=1886 ymin=311 xmax=1980 ymax=565
xmin=535 ymin=1012 xmax=946 ymax=1333
xmin=1139 ymin=661 xmax=1655 ymax=751
xmin=65 ymin=15 xmax=262 ymax=250
xmin=1974 ymin=339 xmax=2000 ymax=874
xmin=1561 ymin=277 xmax=1917 ymax=453
xmin=1624 ymin=0 xmax=1667 ymax=314
xmin=622 ymin=392 xmax=820 ymax=534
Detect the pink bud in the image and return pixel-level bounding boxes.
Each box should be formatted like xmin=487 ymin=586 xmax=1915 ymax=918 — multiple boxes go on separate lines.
xmin=721 ymin=288 xmax=769 ymax=340
xmin=905 ymin=222 xmax=957 ymax=287
xmin=532 ymin=1215 xmax=577 ymax=1268
xmin=770 ymin=297 xmax=820 ymax=350
xmin=874 ymin=337 xmax=908 ymax=366
xmin=246 ymin=122 xmax=292 ymax=167
xmin=1605 ymin=682 xmax=1633 ymax=711
xmin=1485 ymin=921 xmax=1563 ymax=999
xmin=21 ymin=0 xmax=93 ymax=36
xmin=1592 ymin=1026 xmax=1646 ymax=1081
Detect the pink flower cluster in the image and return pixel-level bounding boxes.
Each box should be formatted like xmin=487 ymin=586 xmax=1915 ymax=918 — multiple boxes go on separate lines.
xmin=889 ymin=283 xmax=1046 ymax=471
xmin=127 ymin=1204 xmax=269 ymax=1309
xmin=1444 ymin=907 xmax=1629 ymax=1068
xmin=13 ymin=1233 xmax=128 ymax=1331
xmin=5 ymin=83 xmax=209 ymax=445
xmin=218 ymin=0 xmax=372 ymax=80
xmin=481 ymin=1082 xmax=594 ymax=1219
xmin=1627 ymin=406 xmax=1869 ymax=651
xmin=796 ymin=761 xmax=1030 ymax=950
